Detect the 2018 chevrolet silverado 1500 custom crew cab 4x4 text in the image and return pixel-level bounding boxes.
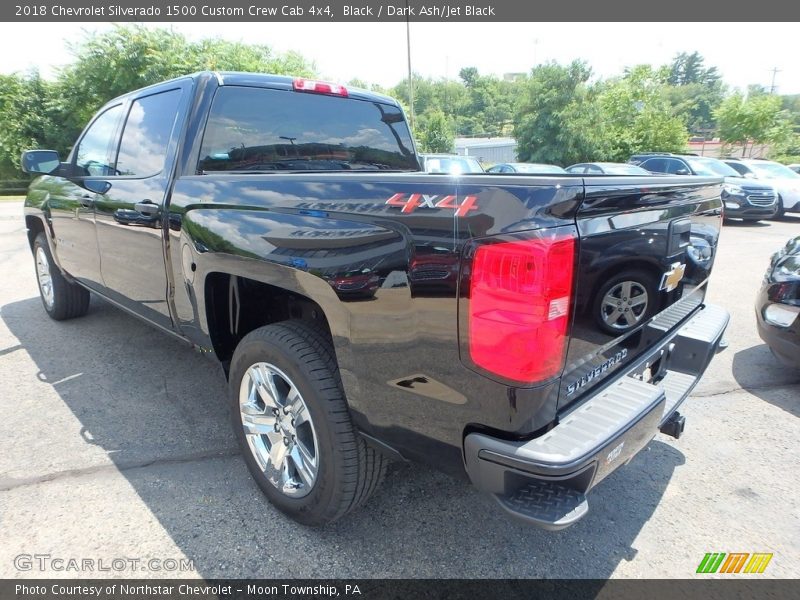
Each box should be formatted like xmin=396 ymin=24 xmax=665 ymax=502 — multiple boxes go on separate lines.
xmin=22 ymin=72 xmax=729 ymax=529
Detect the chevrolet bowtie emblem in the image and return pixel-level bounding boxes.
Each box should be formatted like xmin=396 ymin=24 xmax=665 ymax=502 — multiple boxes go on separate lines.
xmin=660 ymin=262 xmax=686 ymax=292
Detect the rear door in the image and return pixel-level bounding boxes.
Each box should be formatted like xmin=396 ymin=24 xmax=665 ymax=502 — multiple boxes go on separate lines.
xmin=558 ymin=176 xmax=723 ymax=410
xmin=93 ymin=81 xmax=190 ymax=330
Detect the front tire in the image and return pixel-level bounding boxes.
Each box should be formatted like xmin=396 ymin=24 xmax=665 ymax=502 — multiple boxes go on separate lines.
xmin=32 ymin=232 xmax=90 ymax=320
xmin=229 ymin=320 xmax=387 ymax=526
xmin=775 ymin=196 xmax=785 ymax=219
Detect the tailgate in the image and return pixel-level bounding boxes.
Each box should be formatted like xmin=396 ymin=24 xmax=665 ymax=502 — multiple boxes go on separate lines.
xmin=558 ymin=175 xmax=723 ymax=411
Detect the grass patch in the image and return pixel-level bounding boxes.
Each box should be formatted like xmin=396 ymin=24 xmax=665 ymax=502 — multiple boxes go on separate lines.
xmin=0 ymin=195 xmax=25 ymax=202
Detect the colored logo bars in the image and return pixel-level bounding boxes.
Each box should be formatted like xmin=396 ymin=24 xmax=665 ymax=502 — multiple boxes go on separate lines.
xmin=696 ymin=552 xmax=773 ymax=574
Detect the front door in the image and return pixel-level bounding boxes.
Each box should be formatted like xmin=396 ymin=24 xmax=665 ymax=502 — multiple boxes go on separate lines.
xmin=48 ymin=103 xmax=124 ymax=289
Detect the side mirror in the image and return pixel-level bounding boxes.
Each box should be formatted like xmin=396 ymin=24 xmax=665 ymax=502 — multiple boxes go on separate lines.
xmin=20 ymin=150 xmax=61 ymax=175
xmin=83 ymin=179 xmax=112 ymax=195
xmin=676 ymin=168 xmax=690 ymax=176
xmin=744 ymin=172 xmax=757 ymax=179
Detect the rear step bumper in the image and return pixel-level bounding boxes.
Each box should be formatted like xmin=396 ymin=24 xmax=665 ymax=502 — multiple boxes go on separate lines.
xmin=463 ymin=303 xmax=729 ymax=530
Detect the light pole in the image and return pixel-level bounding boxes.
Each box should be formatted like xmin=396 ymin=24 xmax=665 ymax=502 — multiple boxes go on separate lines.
xmin=406 ymin=0 xmax=414 ymax=130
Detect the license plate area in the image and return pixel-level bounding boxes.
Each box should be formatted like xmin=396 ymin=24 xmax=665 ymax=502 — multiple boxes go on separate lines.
xmin=591 ymin=393 xmax=665 ymax=486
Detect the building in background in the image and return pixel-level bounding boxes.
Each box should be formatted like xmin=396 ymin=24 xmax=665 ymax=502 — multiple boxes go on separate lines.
xmin=686 ymin=137 xmax=769 ymax=159
xmin=454 ymin=137 xmax=517 ymax=165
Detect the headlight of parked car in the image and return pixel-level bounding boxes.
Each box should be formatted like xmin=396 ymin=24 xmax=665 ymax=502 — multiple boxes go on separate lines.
xmin=764 ymin=303 xmax=800 ymax=327
xmin=772 ymin=255 xmax=800 ymax=282
xmin=782 ymin=238 xmax=800 ymax=256
xmin=687 ymin=237 xmax=712 ymax=263
xmin=722 ymin=183 xmax=743 ymax=195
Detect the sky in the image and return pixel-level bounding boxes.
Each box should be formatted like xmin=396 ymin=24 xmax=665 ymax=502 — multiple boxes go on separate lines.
xmin=0 ymin=22 xmax=797 ymax=94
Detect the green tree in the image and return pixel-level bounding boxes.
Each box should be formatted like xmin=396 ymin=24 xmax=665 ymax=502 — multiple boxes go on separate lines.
xmin=772 ymin=94 xmax=800 ymax=162
xmin=389 ymin=68 xmax=524 ymax=139
xmin=597 ymin=65 xmax=688 ymax=160
xmin=780 ymin=94 xmax=800 ymax=126
xmin=664 ymin=52 xmax=724 ymax=134
xmin=514 ymin=61 xmax=604 ymax=165
xmin=715 ymin=92 xmax=794 ymax=157
xmin=391 ymin=74 xmax=471 ymax=134
xmin=55 ymin=25 xmax=315 ymax=139
xmin=667 ymin=51 xmax=721 ymax=87
xmin=0 ymin=71 xmax=61 ymax=181
xmin=418 ymin=110 xmax=454 ymax=152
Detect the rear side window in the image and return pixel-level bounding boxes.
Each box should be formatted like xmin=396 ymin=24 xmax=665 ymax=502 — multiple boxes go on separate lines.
xmin=116 ymin=89 xmax=183 ymax=177
xmin=75 ymin=104 xmax=123 ymax=177
xmin=641 ymin=158 xmax=667 ymax=173
xmin=662 ymin=159 xmax=685 ymax=174
xmin=726 ymin=162 xmax=750 ymax=176
xmin=198 ymin=86 xmax=417 ymax=172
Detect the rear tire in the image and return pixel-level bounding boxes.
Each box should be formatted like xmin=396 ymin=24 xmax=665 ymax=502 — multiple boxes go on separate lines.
xmin=32 ymin=232 xmax=90 ymax=320
xmin=229 ymin=320 xmax=387 ymax=526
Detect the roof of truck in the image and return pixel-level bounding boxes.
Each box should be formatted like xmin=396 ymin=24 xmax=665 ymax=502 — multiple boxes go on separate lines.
xmin=102 ymin=71 xmax=402 ymax=108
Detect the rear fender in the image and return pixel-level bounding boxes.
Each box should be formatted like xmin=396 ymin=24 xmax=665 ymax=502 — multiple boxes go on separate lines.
xmin=180 ymin=206 xmax=410 ymax=401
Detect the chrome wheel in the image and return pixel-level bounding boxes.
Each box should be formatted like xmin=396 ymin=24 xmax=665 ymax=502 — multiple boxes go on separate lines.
xmin=35 ymin=246 xmax=54 ymax=309
xmin=238 ymin=362 xmax=319 ymax=498
xmin=600 ymin=280 xmax=649 ymax=330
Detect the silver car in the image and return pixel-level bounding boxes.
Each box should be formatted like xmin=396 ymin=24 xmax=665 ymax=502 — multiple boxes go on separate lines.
xmin=419 ymin=154 xmax=484 ymax=175
xmin=722 ymin=158 xmax=800 ymax=217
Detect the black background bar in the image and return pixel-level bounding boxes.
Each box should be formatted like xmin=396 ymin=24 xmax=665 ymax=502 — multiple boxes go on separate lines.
xmin=2 ymin=579 xmax=798 ymax=600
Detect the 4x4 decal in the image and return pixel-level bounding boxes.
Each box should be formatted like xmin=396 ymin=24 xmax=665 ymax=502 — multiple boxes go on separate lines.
xmin=385 ymin=193 xmax=478 ymax=217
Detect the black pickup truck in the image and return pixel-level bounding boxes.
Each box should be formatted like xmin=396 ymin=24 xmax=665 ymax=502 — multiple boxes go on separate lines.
xmin=22 ymin=72 xmax=729 ymax=529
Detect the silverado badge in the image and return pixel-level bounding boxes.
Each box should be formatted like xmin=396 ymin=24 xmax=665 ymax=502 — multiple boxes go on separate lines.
xmin=660 ymin=262 xmax=686 ymax=292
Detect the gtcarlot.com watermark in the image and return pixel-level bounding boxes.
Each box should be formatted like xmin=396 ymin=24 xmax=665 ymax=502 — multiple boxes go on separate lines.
xmin=14 ymin=553 xmax=195 ymax=573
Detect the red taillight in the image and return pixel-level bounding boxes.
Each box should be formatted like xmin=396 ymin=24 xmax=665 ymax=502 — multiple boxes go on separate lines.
xmin=467 ymin=232 xmax=576 ymax=384
xmin=293 ymin=78 xmax=348 ymax=97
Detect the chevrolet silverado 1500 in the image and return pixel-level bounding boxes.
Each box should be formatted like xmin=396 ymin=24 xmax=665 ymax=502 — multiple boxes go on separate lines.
xmin=22 ymin=72 xmax=729 ymax=528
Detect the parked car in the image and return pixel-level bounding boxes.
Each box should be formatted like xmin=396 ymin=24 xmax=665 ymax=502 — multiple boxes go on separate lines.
xmin=566 ymin=162 xmax=650 ymax=175
xmin=408 ymin=245 xmax=460 ymax=294
xmin=327 ymin=269 xmax=380 ymax=299
xmin=21 ymin=72 xmax=729 ymax=530
xmin=756 ymin=236 xmax=800 ymax=368
xmin=631 ymin=153 xmax=778 ymax=222
xmin=486 ymin=162 xmax=566 ymax=174
xmin=419 ymin=153 xmax=484 ymax=174
xmin=721 ymin=158 xmax=800 ymax=218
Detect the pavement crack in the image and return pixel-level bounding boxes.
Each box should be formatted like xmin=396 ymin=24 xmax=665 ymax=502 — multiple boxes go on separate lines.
xmin=0 ymin=447 xmax=240 ymax=492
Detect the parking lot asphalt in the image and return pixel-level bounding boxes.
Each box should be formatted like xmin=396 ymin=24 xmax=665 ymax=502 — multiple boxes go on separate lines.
xmin=0 ymin=201 xmax=798 ymax=579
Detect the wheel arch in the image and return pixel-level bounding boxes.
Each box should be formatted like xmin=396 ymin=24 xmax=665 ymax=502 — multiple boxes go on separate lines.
xmin=25 ymin=214 xmax=46 ymax=252
xmin=194 ymin=254 xmax=352 ymax=382
xmin=203 ymin=270 xmax=337 ymax=370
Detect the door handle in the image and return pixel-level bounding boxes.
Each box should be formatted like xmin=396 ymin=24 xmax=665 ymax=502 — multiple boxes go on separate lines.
xmin=80 ymin=194 xmax=94 ymax=208
xmin=135 ymin=201 xmax=159 ymax=216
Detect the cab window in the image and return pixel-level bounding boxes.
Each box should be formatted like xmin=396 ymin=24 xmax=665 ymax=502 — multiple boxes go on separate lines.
xmin=199 ymin=86 xmax=418 ymax=172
